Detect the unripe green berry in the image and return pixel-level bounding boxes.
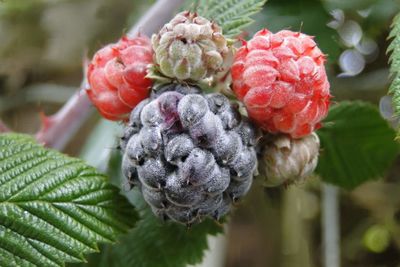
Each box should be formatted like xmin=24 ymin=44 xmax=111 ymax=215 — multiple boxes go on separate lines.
xmin=260 ymin=132 xmax=320 ymax=187
xmin=152 ymin=11 xmax=231 ymax=82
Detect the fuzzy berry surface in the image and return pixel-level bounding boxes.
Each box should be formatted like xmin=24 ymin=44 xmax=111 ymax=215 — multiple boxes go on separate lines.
xmin=260 ymin=132 xmax=320 ymax=187
xmin=231 ymin=29 xmax=331 ymax=138
xmin=120 ymin=84 xmax=258 ymax=225
xmin=87 ymin=35 xmax=153 ymax=121
xmin=152 ymin=11 xmax=230 ymax=82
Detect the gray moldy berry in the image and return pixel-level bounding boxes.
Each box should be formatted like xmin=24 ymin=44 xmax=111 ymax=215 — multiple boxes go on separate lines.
xmin=121 ymin=84 xmax=258 ymax=225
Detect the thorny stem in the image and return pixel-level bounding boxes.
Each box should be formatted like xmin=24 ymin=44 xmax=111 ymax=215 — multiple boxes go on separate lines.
xmin=35 ymin=85 xmax=92 ymax=150
xmin=0 ymin=120 xmax=11 ymax=133
xmin=35 ymin=0 xmax=185 ymax=150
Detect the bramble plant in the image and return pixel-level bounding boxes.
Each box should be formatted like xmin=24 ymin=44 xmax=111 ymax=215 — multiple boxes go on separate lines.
xmin=1 ymin=0 xmax=400 ymax=266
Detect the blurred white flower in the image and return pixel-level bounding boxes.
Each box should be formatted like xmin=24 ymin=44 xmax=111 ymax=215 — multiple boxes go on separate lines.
xmin=327 ymin=9 xmax=345 ymax=29
xmin=357 ymin=8 xmax=372 ymax=18
xmin=338 ymin=49 xmax=365 ymax=77
xmin=338 ymin=20 xmax=363 ymax=47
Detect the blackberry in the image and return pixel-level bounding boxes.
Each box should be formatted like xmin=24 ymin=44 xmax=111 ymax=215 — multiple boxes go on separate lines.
xmin=121 ymin=84 xmax=258 ymax=225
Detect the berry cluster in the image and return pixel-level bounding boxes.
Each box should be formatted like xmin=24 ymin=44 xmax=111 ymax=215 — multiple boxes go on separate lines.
xmin=86 ymin=10 xmax=330 ymax=224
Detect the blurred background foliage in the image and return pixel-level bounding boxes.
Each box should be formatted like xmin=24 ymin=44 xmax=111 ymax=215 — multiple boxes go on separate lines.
xmin=1 ymin=0 xmax=400 ymax=266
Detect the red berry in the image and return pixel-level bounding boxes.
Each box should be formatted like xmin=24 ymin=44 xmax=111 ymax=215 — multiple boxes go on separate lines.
xmin=232 ymin=29 xmax=331 ymax=138
xmin=86 ymin=35 xmax=153 ymax=121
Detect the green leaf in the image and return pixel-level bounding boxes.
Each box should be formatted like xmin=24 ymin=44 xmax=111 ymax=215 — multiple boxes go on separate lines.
xmin=388 ymin=12 xmax=400 ymax=117
xmin=195 ymin=0 xmax=267 ymax=38
xmin=316 ymin=101 xmax=399 ymax=189
xmin=0 ymin=133 xmax=137 ymax=267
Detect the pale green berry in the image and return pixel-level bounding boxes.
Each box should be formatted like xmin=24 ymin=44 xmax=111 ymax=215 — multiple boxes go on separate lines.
xmin=261 ymin=132 xmax=320 ymax=187
xmin=152 ymin=11 xmax=231 ymax=82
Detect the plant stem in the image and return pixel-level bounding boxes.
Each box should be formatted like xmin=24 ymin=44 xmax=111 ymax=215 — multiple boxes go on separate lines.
xmin=0 ymin=120 xmax=11 ymax=133
xmin=35 ymin=86 xmax=92 ymax=150
xmin=128 ymin=0 xmax=185 ymax=37
xmin=281 ymin=187 xmax=314 ymax=267
xmin=322 ymin=183 xmax=340 ymax=267
xmin=35 ymin=0 xmax=185 ymax=150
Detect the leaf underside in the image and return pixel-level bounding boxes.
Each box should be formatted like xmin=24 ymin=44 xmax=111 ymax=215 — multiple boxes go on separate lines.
xmin=316 ymin=101 xmax=399 ymax=189
xmin=0 ymin=134 xmax=137 ymax=267
xmin=194 ymin=0 xmax=267 ymax=38
xmin=388 ymin=13 xmax=400 ymax=121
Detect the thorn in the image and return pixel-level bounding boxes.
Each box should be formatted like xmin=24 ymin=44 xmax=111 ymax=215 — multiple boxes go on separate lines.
xmin=316 ymin=54 xmax=326 ymax=62
xmin=82 ymin=51 xmax=90 ymax=75
xmin=36 ymin=111 xmax=56 ymax=145
xmin=39 ymin=111 xmax=51 ymax=129
xmin=298 ymin=22 xmax=304 ymax=34
xmin=238 ymin=37 xmax=247 ymax=47
xmin=121 ymin=35 xmax=129 ymax=42
xmin=111 ymin=47 xmax=120 ymax=57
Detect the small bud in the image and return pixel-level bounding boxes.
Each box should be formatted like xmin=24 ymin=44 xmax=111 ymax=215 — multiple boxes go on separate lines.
xmin=260 ymin=132 xmax=320 ymax=187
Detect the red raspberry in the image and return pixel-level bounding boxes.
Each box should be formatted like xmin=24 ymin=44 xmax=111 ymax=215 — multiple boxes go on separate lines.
xmin=231 ymin=29 xmax=331 ymax=138
xmin=86 ymin=35 xmax=153 ymax=121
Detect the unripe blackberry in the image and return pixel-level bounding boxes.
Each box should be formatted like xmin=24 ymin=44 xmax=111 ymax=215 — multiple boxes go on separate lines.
xmin=260 ymin=132 xmax=320 ymax=187
xmin=121 ymin=84 xmax=258 ymax=225
xmin=231 ymin=29 xmax=331 ymax=138
xmin=87 ymin=35 xmax=153 ymax=121
xmin=152 ymin=11 xmax=231 ymax=82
